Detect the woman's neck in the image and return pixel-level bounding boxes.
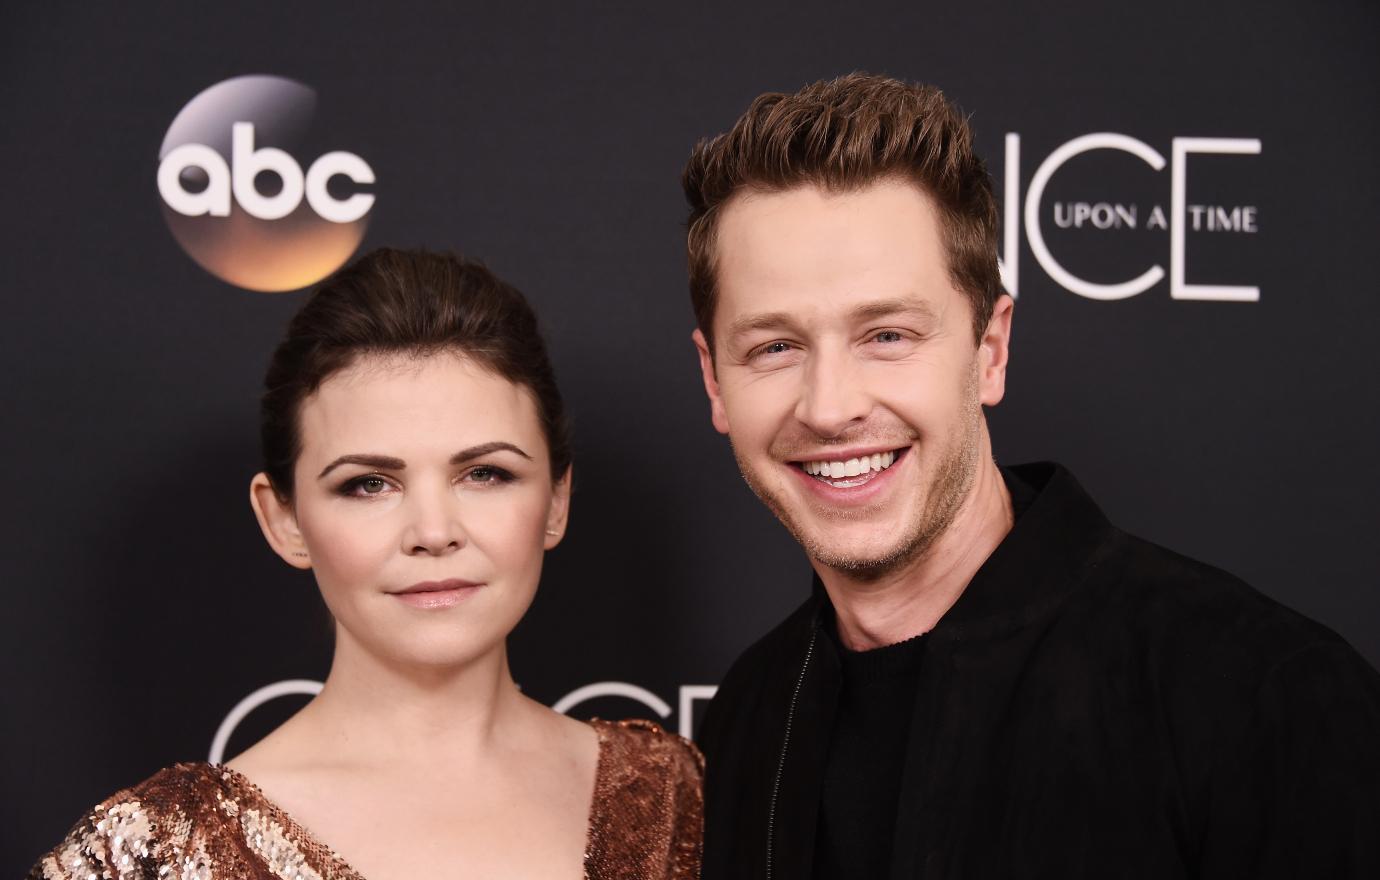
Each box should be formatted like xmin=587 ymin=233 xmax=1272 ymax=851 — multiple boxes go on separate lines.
xmin=285 ymin=630 xmax=536 ymax=772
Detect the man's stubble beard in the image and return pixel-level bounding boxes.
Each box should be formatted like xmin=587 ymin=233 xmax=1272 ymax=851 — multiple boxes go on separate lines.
xmin=731 ymin=364 xmax=983 ymax=583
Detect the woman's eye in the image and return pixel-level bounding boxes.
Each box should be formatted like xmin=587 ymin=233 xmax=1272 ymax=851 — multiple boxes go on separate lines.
xmin=465 ymin=466 xmax=513 ymax=485
xmin=354 ymin=476 xmax=390 ymax=496
xmin=340 ymin=475 xmax=392 ymax=497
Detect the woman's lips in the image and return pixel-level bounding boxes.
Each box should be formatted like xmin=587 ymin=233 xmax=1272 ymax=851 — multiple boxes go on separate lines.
xmin=389 ymin=579 xmax=483 ymax=609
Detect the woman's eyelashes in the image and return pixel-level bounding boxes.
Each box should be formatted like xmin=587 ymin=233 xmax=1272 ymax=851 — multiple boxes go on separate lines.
xmin=337 ymin=473 xmax=396 ymax=498
xmin=335 ymin=465 xmax=517 ymax=499
xmin=462 ymin=464 xmax=516 ymax=485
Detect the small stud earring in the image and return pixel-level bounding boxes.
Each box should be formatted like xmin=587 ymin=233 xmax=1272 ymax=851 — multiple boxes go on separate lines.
xmin=545 ymin=529 xmax=559 ymax=536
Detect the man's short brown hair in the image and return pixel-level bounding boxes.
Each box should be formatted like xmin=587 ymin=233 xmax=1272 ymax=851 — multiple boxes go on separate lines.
xmin=682 ymin=73 xmax=1003 ymax=348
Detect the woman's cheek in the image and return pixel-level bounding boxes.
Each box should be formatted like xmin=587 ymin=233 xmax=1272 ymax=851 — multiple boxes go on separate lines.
xmin=299 ymin=503 xmax=399 ymax=595
xmin=467 ymin=488 xmax=552 ymax=576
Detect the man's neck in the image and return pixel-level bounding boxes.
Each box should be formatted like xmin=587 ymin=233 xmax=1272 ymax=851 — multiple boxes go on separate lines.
xmin=817 ymin=454 xmax=1014 ymax=652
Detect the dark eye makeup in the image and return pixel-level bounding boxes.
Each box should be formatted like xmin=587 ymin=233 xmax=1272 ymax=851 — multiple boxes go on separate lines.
xmin=464 ymin=465 xmax=515 ymax=484
xmin=334 ymin=464 xmax=517 ymax=498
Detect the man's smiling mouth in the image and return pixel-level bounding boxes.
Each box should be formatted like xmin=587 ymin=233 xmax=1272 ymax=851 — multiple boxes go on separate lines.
xmin=793 ymin=448 xmax=907 ymax=488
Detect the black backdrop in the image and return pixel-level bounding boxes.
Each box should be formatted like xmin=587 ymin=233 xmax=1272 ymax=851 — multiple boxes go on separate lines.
xmin=4 ymin=0 xmax=1378 ymax=871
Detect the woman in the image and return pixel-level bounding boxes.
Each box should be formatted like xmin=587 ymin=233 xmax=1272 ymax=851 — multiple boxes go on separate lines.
xmin=30 ymin=248 xmax=702 ymax=879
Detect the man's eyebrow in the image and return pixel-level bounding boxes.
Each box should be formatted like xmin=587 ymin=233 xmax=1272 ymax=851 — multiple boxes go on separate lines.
xmin=725 ymin=311 xmax=796 ymax=341
xmin=849 ymin=298 xmax=940 ymax=323
xmin=316 ymin=443 xmax=531 ymax=480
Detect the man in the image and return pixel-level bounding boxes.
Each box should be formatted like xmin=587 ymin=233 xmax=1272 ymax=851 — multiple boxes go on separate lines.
xmin=683 ymin=74 xmax=1380 ymax=878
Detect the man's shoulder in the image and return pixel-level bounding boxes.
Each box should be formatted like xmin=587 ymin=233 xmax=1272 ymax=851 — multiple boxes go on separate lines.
xmin=1054 ymin=523 xmax=1378 ymax=710
xmin=699 ymin=593 xmax=820 ymax=756
xmin=1104 ymin=530 xmax=1344 ymax=650
xmin=1009 ymin=462 xmax=1359 ymax=668
xmin=713 ymin=593 xmax=821 ymax=699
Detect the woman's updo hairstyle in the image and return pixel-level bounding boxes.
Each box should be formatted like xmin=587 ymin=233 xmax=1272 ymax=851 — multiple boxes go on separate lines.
xmin=260 ymin=247 xmax=571 ymax=498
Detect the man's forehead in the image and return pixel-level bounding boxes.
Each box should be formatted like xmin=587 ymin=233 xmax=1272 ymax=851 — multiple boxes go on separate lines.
xmin=716 ymin=182 xmax=948 ymax=284
xmin=723 ymin=294 xmax=949 ymax=340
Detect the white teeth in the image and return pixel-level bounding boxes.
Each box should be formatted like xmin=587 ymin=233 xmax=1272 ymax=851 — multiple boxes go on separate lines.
xmin=802 ymin=450 xmax=899 ymax=481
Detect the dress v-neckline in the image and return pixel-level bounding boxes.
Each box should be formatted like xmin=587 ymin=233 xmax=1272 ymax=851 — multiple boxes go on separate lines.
xmin=215 ymin=718 xmax=613 ymax=880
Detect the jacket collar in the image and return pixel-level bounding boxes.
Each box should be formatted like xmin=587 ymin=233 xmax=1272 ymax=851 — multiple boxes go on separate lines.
xmin=804 ymin=461 xmax=1118 ymax=643
xmin=769 ymin=463 xmax=1118 ymax=875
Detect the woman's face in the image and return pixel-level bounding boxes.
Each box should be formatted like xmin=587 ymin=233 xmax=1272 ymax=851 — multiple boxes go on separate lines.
xmin=254 ymin=351 xmax=570 ymax=670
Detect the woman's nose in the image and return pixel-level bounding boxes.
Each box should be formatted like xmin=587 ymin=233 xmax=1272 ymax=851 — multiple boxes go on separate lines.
xmin=400 ymin=492 xmax=466 ymax=556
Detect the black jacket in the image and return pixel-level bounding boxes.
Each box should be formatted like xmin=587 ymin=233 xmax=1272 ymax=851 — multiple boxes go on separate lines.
xmin=699 ymin=463 xmax=1380 ymax=879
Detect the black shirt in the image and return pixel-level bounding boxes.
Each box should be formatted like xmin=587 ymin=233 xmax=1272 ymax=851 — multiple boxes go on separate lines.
xmin=812 ymin=472 xmax=1038 ymax=877
xmin=813 ymin=626 xmax=927 ymax=878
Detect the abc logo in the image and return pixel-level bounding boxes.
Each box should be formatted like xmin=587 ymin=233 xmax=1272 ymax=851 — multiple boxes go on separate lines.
xmin=156 ymin=75 xmax=376 ymax=292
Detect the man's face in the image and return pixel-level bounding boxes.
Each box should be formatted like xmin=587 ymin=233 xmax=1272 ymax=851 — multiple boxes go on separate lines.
xmin=694 ymin=179 xmax=1010 ymax=578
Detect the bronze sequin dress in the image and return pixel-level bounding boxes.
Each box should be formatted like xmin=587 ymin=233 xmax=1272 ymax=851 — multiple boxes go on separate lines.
xmin=29 ymin=718 xmax=702 ymax=880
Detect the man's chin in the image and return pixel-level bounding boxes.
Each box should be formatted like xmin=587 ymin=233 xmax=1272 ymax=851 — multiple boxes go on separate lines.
xmin=737 ymin=460 xmax=932 ymax=572
xmin=787 ymin=519 xmax=927 ymax=580
xmin=807 ymin=540 xmax=924 ymax=582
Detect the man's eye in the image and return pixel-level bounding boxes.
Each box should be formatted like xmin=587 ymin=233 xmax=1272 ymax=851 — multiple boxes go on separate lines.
xmin=761 ymin=341 xmax=793 ymax=356
xmin=874 ymin=331 xmax=904 ymax=343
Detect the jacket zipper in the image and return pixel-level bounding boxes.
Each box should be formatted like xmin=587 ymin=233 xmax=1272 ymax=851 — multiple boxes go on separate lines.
xmin=766 ymin=625 xmax=819 ymax=879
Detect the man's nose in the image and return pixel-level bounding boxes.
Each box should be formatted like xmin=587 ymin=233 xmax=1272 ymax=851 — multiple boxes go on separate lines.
xmin=793 ymin=346 xmax=871 ymax=438
xmin=400 ymin=490 xmax=466 ymax=556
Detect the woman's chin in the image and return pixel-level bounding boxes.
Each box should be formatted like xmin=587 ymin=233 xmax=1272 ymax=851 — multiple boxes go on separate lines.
xmin=334 ymin=626 xmax=510 ymax=677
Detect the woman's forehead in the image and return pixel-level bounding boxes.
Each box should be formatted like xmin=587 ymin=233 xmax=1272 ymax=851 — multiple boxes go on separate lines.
xmin=297 ymin=352 xmax=547 ymax=461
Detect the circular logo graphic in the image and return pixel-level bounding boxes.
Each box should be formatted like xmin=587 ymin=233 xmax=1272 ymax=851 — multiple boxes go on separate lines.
xmin=156 ymin=75 xmax=376 ymax=292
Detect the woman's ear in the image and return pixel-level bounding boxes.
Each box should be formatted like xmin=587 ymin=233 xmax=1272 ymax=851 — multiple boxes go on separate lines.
xmin=544 ymin=465 xmax=573 ymax=550
xmin=249 ymin=472 xmax=312 ymax=569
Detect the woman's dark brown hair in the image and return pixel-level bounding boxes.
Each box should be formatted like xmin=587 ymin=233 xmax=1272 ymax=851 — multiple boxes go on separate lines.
xmin=260 ymin=247 xmax=571 ymax=498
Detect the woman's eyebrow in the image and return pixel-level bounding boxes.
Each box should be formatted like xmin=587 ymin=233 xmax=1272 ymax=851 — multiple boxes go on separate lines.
xmin=317 ymin=454 xmax=406 ymax=479
xmin=317 ymin=442 xmax=532 ymax=480
xmin=450 ymin=441 xmax=532 ymax=464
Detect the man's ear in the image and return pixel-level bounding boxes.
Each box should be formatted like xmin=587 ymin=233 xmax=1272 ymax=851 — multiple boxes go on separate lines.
xmin=249 ymin=473 xmax=312 ymax=570
xmin=544 ymin=464 xmax=573 ymax=550
xmin=692 ymin=328 xmax=730 ymax=435
xmin=978 ymin=294 xmax=1014 ymax=407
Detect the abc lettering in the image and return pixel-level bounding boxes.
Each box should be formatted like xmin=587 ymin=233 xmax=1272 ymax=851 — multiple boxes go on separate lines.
xmin=157 ymin=123 xmax=375 ymax=223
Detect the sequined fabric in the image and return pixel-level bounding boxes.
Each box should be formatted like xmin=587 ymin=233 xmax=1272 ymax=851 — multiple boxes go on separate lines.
xmin=584 ymin=719 xmax=703 ymax=879
xmin=29 ymin=718 xmax=703 ymax=880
